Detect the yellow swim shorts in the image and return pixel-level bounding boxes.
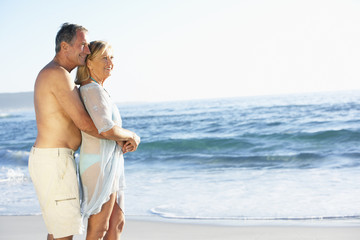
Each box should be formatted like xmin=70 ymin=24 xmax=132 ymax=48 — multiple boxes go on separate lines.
xmin=28 ymin=147 xmax=82 ymax=238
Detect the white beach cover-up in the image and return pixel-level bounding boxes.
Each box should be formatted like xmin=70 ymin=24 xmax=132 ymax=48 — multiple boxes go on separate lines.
xmin=79 ymin=83 xmax=125 ymax=220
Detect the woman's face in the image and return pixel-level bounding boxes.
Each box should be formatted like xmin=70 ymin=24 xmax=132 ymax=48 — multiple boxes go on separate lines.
xmin=88 ymin=47 xmax=114 ymax=81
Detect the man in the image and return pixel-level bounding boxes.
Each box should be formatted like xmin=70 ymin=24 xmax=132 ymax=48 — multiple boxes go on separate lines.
xmin=29 ymin=23 xmax=102 ymax=240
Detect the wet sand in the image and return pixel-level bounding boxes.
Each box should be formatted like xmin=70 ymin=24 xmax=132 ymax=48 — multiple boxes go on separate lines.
xmin=0 ymin=215 xmax=359 ymax=240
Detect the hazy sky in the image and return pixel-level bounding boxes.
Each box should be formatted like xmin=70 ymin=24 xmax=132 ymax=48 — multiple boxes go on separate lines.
xmin=1 ymin=0 xmax=360 ymax=102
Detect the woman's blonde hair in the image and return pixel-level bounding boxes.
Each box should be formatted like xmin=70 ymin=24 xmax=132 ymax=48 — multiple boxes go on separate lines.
xmin=75 ymin=40 xmax=112 ymax=85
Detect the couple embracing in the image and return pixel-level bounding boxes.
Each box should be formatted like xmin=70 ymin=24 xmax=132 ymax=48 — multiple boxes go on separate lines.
xmin=28 ymin=23 xmax=140 ymax=240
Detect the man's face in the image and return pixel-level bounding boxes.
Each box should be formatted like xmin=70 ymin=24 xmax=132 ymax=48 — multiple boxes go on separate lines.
xmin=68 ymin=30 xmax=90 ymax=66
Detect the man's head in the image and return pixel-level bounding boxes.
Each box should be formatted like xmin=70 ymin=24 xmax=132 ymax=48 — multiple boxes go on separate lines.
xmin=55 ymin=23 xmax=90 ymax=66
xmin=55 ymin=23 xmax=87 ymax=53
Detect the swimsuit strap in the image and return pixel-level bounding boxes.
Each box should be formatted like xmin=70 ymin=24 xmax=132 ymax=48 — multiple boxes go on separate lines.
xmin=90 ymin=76 xmax=101 ymax=85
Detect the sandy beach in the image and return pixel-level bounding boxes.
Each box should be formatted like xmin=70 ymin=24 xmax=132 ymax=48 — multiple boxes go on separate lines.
xmin=0 ymin=216 xmax=359 ymax=240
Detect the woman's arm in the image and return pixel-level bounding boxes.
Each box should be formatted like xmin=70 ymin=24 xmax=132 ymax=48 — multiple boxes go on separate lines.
xmin=80 ymin=84 xmax=140 ymax=152
xmin=101 ymin=126 xmax=140 ymax=152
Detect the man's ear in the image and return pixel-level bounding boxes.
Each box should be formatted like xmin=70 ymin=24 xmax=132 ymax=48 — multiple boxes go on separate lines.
xmin=61 ymin=41 xmax=69 ymax=52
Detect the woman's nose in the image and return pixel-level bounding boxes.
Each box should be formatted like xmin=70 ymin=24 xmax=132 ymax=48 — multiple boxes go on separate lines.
xmin=108 ymin=57 xmax=113 ymax=66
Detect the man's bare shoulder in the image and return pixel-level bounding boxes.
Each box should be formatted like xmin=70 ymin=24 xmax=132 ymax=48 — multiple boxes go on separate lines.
xmin=37 ymin=61 xmax=69 ymax=83
xmin=35 ymin=61 xmax=74 ymax=95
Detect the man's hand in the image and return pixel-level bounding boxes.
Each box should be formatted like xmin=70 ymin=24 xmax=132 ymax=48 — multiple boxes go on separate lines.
xmin=122 ymin=134 xmax=140 ymax=153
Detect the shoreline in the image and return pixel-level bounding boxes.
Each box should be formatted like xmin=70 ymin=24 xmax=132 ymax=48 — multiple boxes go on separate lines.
xmin=1 ymin=215 xmax=359 ymax=240
xmin=125 ymin=214 xmax=360 ymax=227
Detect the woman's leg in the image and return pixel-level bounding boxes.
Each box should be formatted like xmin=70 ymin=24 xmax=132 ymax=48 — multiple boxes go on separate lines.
xmin=86 ymin=193 xmax=116 ymax=240
xmin=104 ymin=202 xmax=125 ymax=240
xmin=48 ymin=234 xmax=73 ymax=240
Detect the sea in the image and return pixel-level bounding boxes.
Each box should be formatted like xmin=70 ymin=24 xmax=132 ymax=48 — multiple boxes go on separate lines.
xmin=1 ymin=91 xmax=360 ymax=226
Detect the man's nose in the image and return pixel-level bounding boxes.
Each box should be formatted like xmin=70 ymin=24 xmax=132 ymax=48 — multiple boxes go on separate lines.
xmin=84 ymin=45 xmax=91 ymax=54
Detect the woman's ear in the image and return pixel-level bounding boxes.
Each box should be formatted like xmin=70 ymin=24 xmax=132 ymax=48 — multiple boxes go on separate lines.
xmin=87 ymin=59 xmax=92 ymax=69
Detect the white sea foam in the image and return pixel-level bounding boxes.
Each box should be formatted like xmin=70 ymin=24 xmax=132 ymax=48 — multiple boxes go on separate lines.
xmin=0 ymin=166 xmax=39 ymax=215
xmin=0 ymin=167 xmax=29 ymax=183
xmin=0 ymin=113 xmax=11 ymax=118
xmin=125 ymin=166 xmax=360 ymax=221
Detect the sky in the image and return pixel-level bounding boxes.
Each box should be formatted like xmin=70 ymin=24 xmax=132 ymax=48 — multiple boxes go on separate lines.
xmin=1 ymin=0 xmax=360 ymax=103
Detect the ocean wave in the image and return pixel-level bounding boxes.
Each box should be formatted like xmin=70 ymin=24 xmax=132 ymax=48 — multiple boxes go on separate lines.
xmin=0 ymin=113 xmax=11 ymax=118
xmin=138 ymin=130 xmax=360 ymax=155
xmin=0 ymin=149 xmax=29 ymax=166
xmin=150 ymin=206 xmax=360 ymax=221
xmin=240 ymin=128 xmax=360 ymax=142
xmin=133 ymin=151 xmax=359 ymax=170
xmin=140 ymin=138 xmax=255 ymax=152
xmin=0 ymin=113 xmax=21 ymax=119
xmin=134 ymin=140 xmax=360 ymax=169
xmin=297 ymin=129 xmax=360 ymax=142
xmin=140 ymin=128 xmax=360 ymax=149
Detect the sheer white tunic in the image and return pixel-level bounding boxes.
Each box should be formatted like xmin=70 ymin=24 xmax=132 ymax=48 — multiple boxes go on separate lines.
xmin=78 ymin=83 xmax=125 ymax=220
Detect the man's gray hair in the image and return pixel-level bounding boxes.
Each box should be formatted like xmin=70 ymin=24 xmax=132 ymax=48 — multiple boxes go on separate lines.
xmin=55 ymin=23 xmax=88 ymax=53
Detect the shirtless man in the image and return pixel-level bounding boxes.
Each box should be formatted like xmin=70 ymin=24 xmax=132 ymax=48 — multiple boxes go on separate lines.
xmin=28 ymin=23 xmax=98 ymax=240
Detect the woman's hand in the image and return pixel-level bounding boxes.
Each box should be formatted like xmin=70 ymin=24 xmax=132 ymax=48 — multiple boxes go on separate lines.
xmin=117 ymin=141 xmax=125 ymax=149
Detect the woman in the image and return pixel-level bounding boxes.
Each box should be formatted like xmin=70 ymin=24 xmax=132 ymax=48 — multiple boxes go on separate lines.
xmin=75 ymin=40 xmax=140 ymax=240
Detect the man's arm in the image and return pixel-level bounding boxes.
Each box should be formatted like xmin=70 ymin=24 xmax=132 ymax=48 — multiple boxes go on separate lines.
xmin=50 ymin=67 xmax=104 ymax=138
